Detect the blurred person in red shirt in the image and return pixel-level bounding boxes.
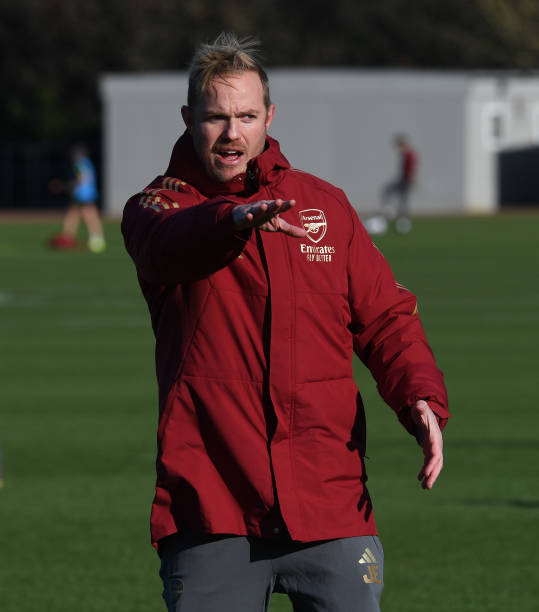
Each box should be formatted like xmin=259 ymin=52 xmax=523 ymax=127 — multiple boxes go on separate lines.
xmin=380 ymin=134 xmax=418 ymax=234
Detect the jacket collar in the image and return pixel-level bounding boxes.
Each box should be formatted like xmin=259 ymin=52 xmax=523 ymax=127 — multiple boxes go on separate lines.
xmin=165 ymin=131 xmax=290 ymax=198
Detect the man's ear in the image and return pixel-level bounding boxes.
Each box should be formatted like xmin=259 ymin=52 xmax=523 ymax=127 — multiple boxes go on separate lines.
xmin=181 ymin=105 xmax=191 ymax=130
xmin=265 ymin=104 xmax=275 ymax=131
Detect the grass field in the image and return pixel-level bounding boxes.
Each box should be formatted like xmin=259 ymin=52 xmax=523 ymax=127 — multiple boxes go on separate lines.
xmin=0 ymin=214 xmax=538 ymax=611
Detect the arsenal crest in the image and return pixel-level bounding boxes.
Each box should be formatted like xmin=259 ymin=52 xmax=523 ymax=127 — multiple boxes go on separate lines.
xmin=299 ymin=209 xmax=327 ymax=243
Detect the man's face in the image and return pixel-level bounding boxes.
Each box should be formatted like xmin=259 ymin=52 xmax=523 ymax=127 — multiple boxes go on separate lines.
xmin=182 ymin=71 xmax=275 ymax=183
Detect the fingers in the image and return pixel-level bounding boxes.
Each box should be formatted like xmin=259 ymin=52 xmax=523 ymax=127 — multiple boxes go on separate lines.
xmin=239 ymin=201 xmax=271 ymax=226
xmin=255 ymin=198 xmax=296 ymax=220
xmin=278 ymin=219 xmax=308 ymax=238
xmin=233 ymin=199 xmax=286 ymax=228
xmin=265 ymin=200 xmax=308 ymax=237
xmin=418 ymin=451 xmax=443 ymax=489
xmin=233 ymin=199 xmax=306 ymax=237
xmin=259 ymin=200 xmax=307 ymax=236
xmin=272 ymin=198 xmax=295 ymax=213
xmin=411 ymin=400 xmax=444 ymax=490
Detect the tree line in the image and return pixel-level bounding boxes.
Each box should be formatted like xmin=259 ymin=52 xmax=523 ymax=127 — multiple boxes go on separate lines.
xmin=3 ymin=0 xmax=539 ymax=142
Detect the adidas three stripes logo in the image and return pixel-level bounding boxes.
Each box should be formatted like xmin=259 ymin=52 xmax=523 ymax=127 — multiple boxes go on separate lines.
xmin=358 ymin=547 xmax=382 ymax=584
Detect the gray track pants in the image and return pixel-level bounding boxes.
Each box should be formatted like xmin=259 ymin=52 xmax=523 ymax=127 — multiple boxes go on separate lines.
xmin=159 ymin=531 xmax=384 ymax=611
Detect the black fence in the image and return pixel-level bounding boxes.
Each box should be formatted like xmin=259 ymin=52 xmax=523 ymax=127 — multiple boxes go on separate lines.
xmin=0 ymin=140 xmax=102 ymax=211
xmin=498 ymin=145 xmax=539 ymax=207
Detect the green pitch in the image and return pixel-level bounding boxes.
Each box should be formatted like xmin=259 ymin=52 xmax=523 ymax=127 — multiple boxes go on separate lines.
xmin=0 ymin=214 xmax=537 ymax=611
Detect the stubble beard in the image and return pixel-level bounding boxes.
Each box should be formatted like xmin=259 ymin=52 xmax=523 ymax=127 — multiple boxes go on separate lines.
xmin=208 ymin=159 xmax=248 ymax=184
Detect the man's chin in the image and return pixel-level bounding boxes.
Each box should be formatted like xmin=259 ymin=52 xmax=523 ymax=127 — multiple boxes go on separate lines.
xmin=209 ymin=166 xmax=246 ymax=184
xmin=206 ymin=159 xmax=247 ymax=183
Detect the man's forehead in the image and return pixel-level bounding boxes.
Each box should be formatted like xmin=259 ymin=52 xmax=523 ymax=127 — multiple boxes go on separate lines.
xmin=201 ymin=72 xmax=265 ymax=104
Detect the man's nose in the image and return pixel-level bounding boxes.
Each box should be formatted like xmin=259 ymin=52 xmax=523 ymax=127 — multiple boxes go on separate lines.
xmin=222 ymin=118 xmax=239 ymax=140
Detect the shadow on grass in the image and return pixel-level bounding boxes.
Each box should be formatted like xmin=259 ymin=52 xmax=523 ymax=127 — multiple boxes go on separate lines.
xmin=460 ymin=498 xmax=539 ymax=509
xmin=447 ymin=439 xmax=539 ymax=449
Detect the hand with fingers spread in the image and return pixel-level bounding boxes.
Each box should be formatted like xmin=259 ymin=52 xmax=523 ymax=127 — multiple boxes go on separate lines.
xmin=232 ymin=199 xmax=307 ymax=238
xmin=410 ymin=400 xmax=444 ymax=490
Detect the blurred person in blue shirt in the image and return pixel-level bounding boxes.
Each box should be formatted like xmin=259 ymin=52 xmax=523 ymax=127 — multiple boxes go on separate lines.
xmin=49 ymin=144 xmax=106 ymax=253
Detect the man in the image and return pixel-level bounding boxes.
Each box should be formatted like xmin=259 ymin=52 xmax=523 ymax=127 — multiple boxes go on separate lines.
xmin=122 ymin=33 xmax=449 ymax=612
xmin=380 ymin=134 xmax=418 ymax=234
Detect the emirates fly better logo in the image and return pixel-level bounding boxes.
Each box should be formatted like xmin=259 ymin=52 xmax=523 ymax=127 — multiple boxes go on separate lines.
xmin=299 ymin=209 xmax=327 ymax=243
xmin=298 ymin=208 xmax=335 ymax=263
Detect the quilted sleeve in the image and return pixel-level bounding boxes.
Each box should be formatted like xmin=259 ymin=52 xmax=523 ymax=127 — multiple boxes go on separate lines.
xmin=121 ymin=179 xmax=251 ymax=285
xmin=347 ymin=207 xmax=450 ymax=435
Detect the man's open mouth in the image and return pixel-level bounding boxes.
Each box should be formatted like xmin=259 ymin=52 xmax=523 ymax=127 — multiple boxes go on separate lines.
xmin=215 ymin=149 xmax=244 ymax=164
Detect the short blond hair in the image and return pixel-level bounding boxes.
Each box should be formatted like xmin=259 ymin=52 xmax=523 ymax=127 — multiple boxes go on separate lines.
xmin=187 ymin=32 xmax=271 ymax=109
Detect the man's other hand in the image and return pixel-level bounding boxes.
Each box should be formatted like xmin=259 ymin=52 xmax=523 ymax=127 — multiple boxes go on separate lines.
xmin=232 ymin=199 xmax=307 ymax=238
xmin=410 ymin=400 xmax=444 ymax=490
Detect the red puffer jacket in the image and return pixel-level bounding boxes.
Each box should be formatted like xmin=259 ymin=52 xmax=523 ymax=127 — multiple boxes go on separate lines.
xmin=122 ymin=132 xmax=449 ymax=548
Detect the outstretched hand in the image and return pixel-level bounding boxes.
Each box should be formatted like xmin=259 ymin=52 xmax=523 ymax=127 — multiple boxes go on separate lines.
xmin=232 ymin=199 xmax=307 ymax=238
xmin=410 ymin=400 xmax=444 ymax=490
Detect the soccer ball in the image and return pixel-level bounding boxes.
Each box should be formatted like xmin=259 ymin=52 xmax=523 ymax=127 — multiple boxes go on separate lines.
xmin=364 ymin=215 xmax=388 ymax=235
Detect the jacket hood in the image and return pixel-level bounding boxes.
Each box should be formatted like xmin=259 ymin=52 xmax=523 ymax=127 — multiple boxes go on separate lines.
xmin=165 ymin=131 xmax=290 ymax=198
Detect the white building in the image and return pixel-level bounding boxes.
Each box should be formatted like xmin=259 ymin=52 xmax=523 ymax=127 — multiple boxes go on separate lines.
xmin=100 ymin=70 xmax=539 ymax=216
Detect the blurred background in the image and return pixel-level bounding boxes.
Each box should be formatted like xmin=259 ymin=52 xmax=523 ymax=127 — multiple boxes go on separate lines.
xmin=4 ymin=0 xmax=539 ymax=215
xmin=1 ymin=2 xmax=538 ymax=612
